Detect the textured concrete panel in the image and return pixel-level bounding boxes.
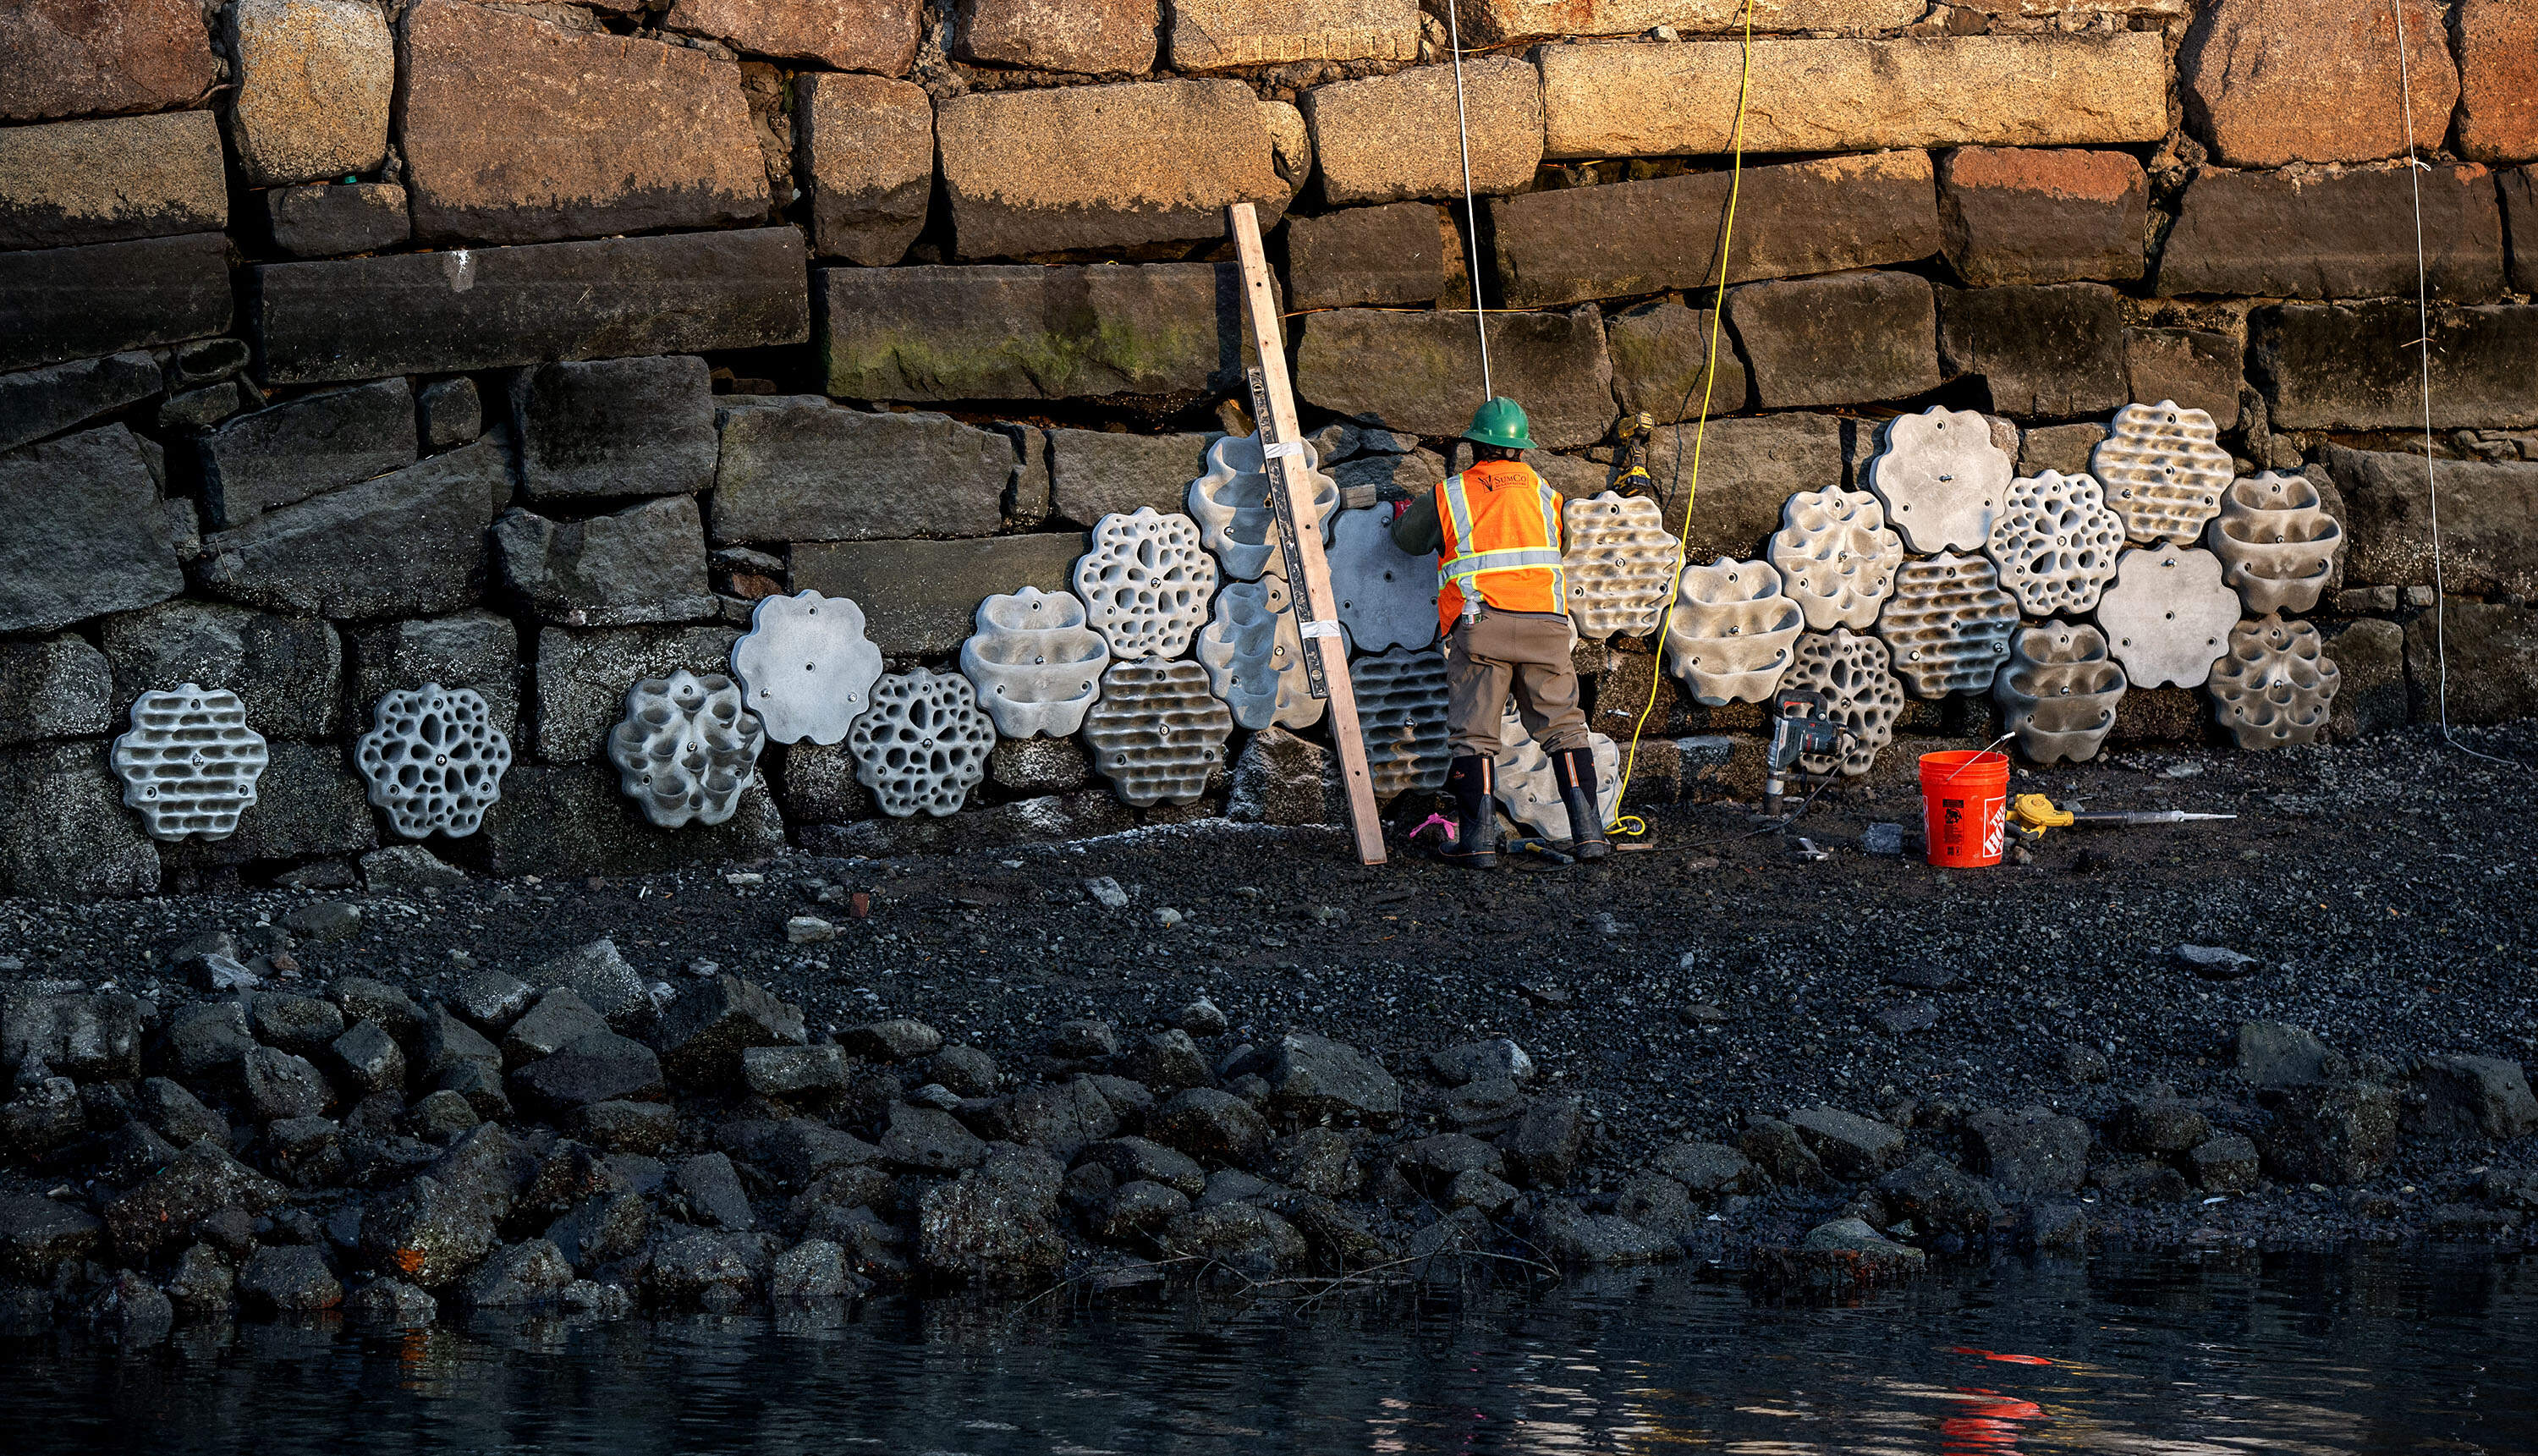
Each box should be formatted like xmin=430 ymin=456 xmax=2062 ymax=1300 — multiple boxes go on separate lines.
xmin=847 ymin=669 xmax=995 ymax=818
xmin=1187 ymin=433 xmax=1338 ymax=581
xmin=959 ymin=588 xmax=1108 ymax=739
xmin=2092 ymin=402 xmax=2232 ymax=547
xmin=1660 ymin=558 xmax=1804 ymax=707
xmin=1783 ymin=629 xmax=1904 ymax=776
xmin=1767 ymin=487 xmax=1901 ymax=632
xmin=606 ymin=670 xmax=766 ymax=829
xmin=1074 ymin=508 xmax=1217 ymax=662
xmin=1994 ymin=622 xmax=2123 ymax=766
xmin=1865 ymin=408 xmax=2011 ymax=556
xmin=1082 ymin=659 xmax=1232 ymax=807
xmin=1876 ymin=552 xmax=2019 ymax=698
xmin=354 ymin=684 xmax=513 ymax=838
xmin=2096 ymin=546 xmax=2239 ymax=690
xmin=2209 ymin=614 xmax=2337 ymax=751
xmin=1327 ymin=507 xmax=1437 ymax=653
xmin=1986 ymin=470 xmax=2124 ymax=617
xmin=1563 ymin=493 xmax=1679 ymax=642
xmin=2207 ymin=472 xmax=2343 ymax=617
xmin=728 ymin=591 xmax=885 ymax=747
xmin=1350 ymin=646 xmax=1449 ymax=800
xmin=109 ymin=684 xmax=269 ymax=842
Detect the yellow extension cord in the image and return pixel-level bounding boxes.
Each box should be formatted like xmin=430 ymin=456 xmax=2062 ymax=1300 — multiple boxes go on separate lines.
xmin=1607 ymin=0 xmax=1759 ymax=837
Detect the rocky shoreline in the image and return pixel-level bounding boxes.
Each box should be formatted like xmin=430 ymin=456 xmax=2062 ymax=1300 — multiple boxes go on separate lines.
xmin=3 ymin=725 xmax=2537 ymax=1341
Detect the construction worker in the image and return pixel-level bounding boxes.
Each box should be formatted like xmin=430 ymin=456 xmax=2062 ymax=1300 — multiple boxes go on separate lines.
xmin=1389 ymin=397 xmax=1607 ymax=868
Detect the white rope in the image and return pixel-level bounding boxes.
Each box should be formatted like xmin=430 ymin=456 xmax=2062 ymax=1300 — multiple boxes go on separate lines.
xmin=1440 ymin=0 xmax=1492 ymax=402
xmin=2392 ymin=0 xmax=2513 ymax=767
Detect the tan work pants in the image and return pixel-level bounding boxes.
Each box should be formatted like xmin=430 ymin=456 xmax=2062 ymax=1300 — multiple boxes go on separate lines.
xmin=1444 ymin=607 xmax=1590 ymax=758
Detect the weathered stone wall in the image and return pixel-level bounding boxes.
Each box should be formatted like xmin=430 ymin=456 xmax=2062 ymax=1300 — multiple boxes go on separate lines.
xmin=3 ymin=0 xmax=2535 ymax=895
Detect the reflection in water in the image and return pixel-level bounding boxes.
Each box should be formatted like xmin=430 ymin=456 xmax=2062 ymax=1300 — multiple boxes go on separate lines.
xmin=0 ymin=1250 xmax=2530 ymax=1454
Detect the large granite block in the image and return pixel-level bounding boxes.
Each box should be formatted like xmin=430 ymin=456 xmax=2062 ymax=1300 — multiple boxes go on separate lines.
xmin=0 ymin=425 xmax=187 ymax=634
xmin=455 ymin=761 xmax=785 ymax=878
xmin=709 ymin=398 xmax=1018 ymax=544
xmin=0 ymin=0 xmax=218 ymax=124
xmin=190 ymin=436 xmax=504 ymax=620
xmin=820 ymin=262 xmax=1248 ymax=404
xmin=99 ymin=599 xmax=343 ymax=741
xmin=1937 ymin=283 xmax=2127 ymax=420
xmin=937 ymin=80 xmax=1284 ymax=259
xmin=1 ymin=234 xmax=232 ymax=372
xmin=2251 ymin=303 xmax=2538 ymax=430
xmin=397 ymin=0 xmax=768 ymax=246
xmin=1490 ymin=151 xmax=1940 ymax=310
xmin=1291 ymin=307 xmax=1614 ymax=449
xmin=0 ymin=743 xmax=160 ymax=898
xmin=2180 ymin=0 xmax=2456 ymax=168
xmin=1165 ymin=0 xmax=1418 ymax=70
xmin=224 ymin=0 xmax=393 ymax=186
xmin=1287 ymin=202 xmax=1463 ymax=312
xmin=790 ymin=534 xmax=1089 ymax=656
xmin=493 ymin=496 xmax=717 ymax=629
xmin=0 ymin=112 xmax=228 ymax=250
xmin=1539 ymin=34 xmax=2169 ymax=158
xmin=1728 ymin=272 xmax=1940 ymax=410
xmin=347 ymin=612 xmax=522 ymax=735
xmin=509 ymin=356 xmax=717 ymax=501
xmin=1302 ymin=59 xmax=1541 ymax=206
xmin=2157 ymin=164 xmax=2508 ymax=301
xmin=1936 ymin=146 xmax=2145 ymax=287
xmin=530 ymin=624 xmax=743 ymax=762
xmin=252 ymin=228 xmax=810 ymax=386
xmin=197 ymin=379 xmax=418 ymax=529
xmin=796 ymin=73 xmax=933 ymax=266
xmin=2328 ymin=446 xmax=2538 ymax=601
xmin=0 ymin=353 xmax=163 ymax=454
xmin=662 ymin=0 xmax=921 ymax=74
xmin=1048 ymin=430 xmax=1219 ymax=526
xmin=0 ymin=637 xmax=114 ymax=748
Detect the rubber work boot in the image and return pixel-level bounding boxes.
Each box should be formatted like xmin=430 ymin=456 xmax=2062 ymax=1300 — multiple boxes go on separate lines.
xmin=1439 ymin=755 xmax=1500 ymax=868
xmin=1553 ymin=746 xmax=1611 ymax=861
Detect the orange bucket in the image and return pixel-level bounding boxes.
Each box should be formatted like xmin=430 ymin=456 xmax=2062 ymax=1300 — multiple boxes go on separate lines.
xmin=1919 ymin=750 xmax=2010 ymax=868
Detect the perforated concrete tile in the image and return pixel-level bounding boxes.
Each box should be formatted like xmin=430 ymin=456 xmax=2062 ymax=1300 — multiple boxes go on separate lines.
xmin=354 ymin=684 xmax=514 ymax=838
xmin=728 ymin=591 xmax=885 ymax=747
xmin=108 ymin=684 xmax=269 ymax=842
xmin=2207 ymin=471 xmax=2344 ymax=617
xmin=1784 ymin=629 xmax=1905 ymax=777
xmin=2095 ymin=545 xmax=2240 ymax=690
xmin=959 ymin=587 xmax=1109 ymax=739
xmin=1767 ymin=486 xmax=1903 ymax=631
xmin=1992 ymin=622 xmax=2125 ymax=766
xmin=1659 ymin=556 xmax=1805 ymax=706
xmin=1865 ymin=407 xmax=2013 ymax=554
xmin=1081 ymin=658 xmax=1234 ymax=808
xmin=605 ymin=669 xmax=767 ymax=829
xmin=1185 ymin=432 xmax=1338 ymax=581
xmin=1876 ymin=551 xmax=2019 ymax=698
xmin=1327 ymin=506 xmax=1438 ymax=652
xmin=2092 ymin=401 xmax=2231 ymax=546
xmin=847 ymin=668 xmax=997 ymax=817
xmin=1490 ymin=707 xmax=1618 ymax=841
xmin=1562 ymin=492 xmax=1681 ymax=641
xmin=1986 ymin=470 xmax=2125 ymax=618
xmin=2208 ymin=614 xmax=2340 ymax=751
xmin=1351 ymin=646 xmax=1450 ymax=801
xmin=1074 ymin=507 xmax=1218 ymax=662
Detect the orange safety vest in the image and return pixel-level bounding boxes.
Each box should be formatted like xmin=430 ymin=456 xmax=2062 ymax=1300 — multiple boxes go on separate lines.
xmin=1434 ymin=459 xmax=1566 ymax=636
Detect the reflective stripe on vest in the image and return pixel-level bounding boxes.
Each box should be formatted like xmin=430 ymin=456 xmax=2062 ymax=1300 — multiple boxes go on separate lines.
xmin=1438 ymin=468 xmax=1566 ymax=609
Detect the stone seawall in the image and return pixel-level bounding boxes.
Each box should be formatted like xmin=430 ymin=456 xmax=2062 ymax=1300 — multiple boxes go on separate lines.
xmin=3 ymin=0 xmax=2536 ymax=895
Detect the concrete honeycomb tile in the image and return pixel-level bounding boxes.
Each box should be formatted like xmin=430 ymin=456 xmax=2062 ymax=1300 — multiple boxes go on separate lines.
xmin=1985 ymin=470 xmax=2126 ymax=617
xmin=1562 ymin=492 xmax=1681 ymax=641
xmin=108 ymin=683 xmax=270 ymax=841
xmin=2091 ymin=400 xmax=2231 ymax=546
xmin=2095 ymin=545 xmax=2240 ymax=690
xmin=1992 ymin=622 xmax=2126 ymax=766
xmin=1350 ymin=646 xmax=1449 ymax=801
xmin=728 ymin=590 xmax=885 ymax=747
xmin=1081 ymin=658 xmax=1233 ymax=808
xmin=1073 ymin=506 xmax=1218 ymax=661
xmin=1327 ymin=506 xmax=1437 ymax=652
xmin=1766 ymin=486 xmax=1903 ymax=631
xmin=2206 ymin=471 xmax=2345 ymax=617
xmin=1876 ymin=552 xmax=2019 ymax=698
xmin=1490 ymin=707 xmax=1618 ymax=840
xmin=1865 ymin=407 xmax=2013 ymax=554
xmin=2209 ymin=614 xmax=2340 ymax=751
xmin=1659 ymin=556 xmax=1805 ymax=707
xmin=1784 ymin=629 xmax=1904 ymax=777
xmin=846 ymin=668 xmax=997 ymax=818
xmin=1196 ymin=577 xmax=1339 ymax=733
xmin=604 ymin=668 xmax=766 ymax=829
xmin=1184 ymin=432 xmax=1338 ymax=581
xmin=958 ymin=586 xmax=1108 ymax=739
xmin=354 ymin=683 xmax=514 ymax=838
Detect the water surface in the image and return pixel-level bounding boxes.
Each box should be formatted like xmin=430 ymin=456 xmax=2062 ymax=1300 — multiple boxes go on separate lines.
xmin=6 ymin=1250 xmax=2530 ymax=1454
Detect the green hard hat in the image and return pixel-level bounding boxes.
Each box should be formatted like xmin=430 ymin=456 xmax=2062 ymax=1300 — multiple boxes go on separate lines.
xmin=1461 ymin=396 xmax=1537 ymax=451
